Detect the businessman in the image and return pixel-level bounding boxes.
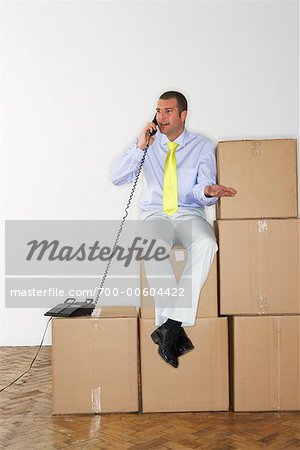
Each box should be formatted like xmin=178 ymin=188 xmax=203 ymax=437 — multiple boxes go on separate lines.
xmin=112 ymin=91 xmax=236 ymax=368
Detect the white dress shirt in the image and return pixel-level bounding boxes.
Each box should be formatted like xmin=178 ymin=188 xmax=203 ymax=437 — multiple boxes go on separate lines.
xmin=111 ymin=129 xmax=218 ymax=211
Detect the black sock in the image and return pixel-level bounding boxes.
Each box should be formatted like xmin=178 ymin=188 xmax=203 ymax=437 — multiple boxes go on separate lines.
xmin=163 ymin=318 xmax=182 ymax=330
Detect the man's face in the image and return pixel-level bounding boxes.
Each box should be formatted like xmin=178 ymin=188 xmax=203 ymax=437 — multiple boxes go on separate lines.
xmin=156 ymin=98 xmax=187 ymax=140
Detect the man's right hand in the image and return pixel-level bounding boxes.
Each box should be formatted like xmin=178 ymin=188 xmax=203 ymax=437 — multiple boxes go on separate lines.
xmin=204 ymin=185 xmax=237 ymax=198
xmin=137 ymin=122 xmax=157 ymax=150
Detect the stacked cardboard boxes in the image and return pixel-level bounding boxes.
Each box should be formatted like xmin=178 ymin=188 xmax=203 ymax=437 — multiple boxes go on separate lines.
xmin=51 ymin=249 xmax=227 ymax=414
xmin=51 ymin=260 xmax=229 ymax=415
xmin=51 ymin=138 xmax=298 ymax=415
xmin=217 ymin=138 xmax=299 ymax=412
xmin=139 ymin=247 xmax=229 ymax=412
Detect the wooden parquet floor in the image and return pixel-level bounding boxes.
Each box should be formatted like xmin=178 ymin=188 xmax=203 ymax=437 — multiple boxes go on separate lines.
xmin=0 ymin=347 xmax=299 ymax=449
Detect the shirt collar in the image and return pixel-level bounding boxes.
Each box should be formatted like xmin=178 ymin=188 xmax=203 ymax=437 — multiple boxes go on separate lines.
xmin=160 ymin=129 xmax=188 ymax=150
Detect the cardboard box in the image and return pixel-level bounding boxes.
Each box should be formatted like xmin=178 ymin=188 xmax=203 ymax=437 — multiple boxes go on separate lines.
xmin=139 ymin=310 xmax=229 ymax=412
xmin=52 ymin=306 xmax=139 ymax=414
xmin=140 ymin=245 xmax=218 ymax=318
xmin=217 ymin=139 xmax=298 ymax=219
xmin=232 ymin=316 xmax=300 ymax=411
xmin=217 ymin=218 xmax=300 ymax=315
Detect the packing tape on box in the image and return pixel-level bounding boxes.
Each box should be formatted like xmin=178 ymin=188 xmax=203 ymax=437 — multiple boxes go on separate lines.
xmin=273 ymin=317 xmax=281 ymax=411
xmin=91 ymin=308 xmax=102 ymax=331
xmin=256 ymin=219 xmax=268 ymax=313
xmin=251 ymin=141 xmax=262 ymax=156
xmin=91 ymin=320 xmax=100 ymax=331
xmin=91 ymin=386 xmax=101 ymax=413
xmin=257 ymin=219 xmax=268 ymax=233
xmin=92 ymin=306 xmax=102 ymax=318
xmin=174 ymin=249 xmax=185 ymax=262
xmin=257 ymin=293 xmax=268 ymax=314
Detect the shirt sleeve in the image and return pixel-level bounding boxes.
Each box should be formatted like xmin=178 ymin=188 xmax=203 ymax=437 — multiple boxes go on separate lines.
xmin=111 ymin=139 xmax=145 ymax=185
xmin=192 ymin=140 xmax=219 ymax=207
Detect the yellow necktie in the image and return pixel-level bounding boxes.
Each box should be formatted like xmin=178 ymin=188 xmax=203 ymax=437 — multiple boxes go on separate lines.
xmin=163 ymin=141 xmax=179 ymax=215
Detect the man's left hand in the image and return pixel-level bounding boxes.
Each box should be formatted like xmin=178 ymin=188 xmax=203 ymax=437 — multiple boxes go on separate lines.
xmin=204 ymin=185 xmax=237 ymax=198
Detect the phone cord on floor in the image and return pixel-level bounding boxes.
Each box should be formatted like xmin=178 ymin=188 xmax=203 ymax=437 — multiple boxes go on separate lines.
xmin=0 ymin=317 xmax=52 ymax=393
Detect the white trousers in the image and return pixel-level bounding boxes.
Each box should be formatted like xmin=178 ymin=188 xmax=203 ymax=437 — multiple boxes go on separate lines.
xmin=141 ymin=207 xmax=218 ymax=327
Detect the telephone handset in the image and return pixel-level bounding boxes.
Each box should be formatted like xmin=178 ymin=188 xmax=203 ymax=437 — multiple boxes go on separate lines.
xmin=150 ymin=114 xmax=158 ymax=136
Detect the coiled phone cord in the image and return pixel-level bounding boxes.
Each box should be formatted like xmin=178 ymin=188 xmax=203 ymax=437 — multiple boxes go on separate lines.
xmin=93 ymin=142 xmax=150 ymax=308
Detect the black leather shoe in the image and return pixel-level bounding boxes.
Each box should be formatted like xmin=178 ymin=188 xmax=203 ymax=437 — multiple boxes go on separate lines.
xmin=151 ymin=327 xmax=180 ymax=368
xmin=176 ymin=328 xmax=194 ymax=356
xmin=151 ymin=327 xmax=194 ymax=357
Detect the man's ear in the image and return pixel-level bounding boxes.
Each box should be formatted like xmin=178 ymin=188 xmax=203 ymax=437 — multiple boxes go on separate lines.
xmin=180 ymin=110 xmax=187 ymax=122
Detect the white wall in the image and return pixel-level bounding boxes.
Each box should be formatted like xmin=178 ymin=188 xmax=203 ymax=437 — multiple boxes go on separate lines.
xmin=1 ymin=0 xmax=299 ymax=345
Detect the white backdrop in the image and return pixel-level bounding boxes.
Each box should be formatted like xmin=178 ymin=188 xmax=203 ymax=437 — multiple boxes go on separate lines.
xmin=1 ymin=0 xmax=299 ymax=345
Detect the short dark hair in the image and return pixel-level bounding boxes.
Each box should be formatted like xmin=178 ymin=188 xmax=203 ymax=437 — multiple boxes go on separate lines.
xmin=159 ymin=91 xmax=188 ymax=114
